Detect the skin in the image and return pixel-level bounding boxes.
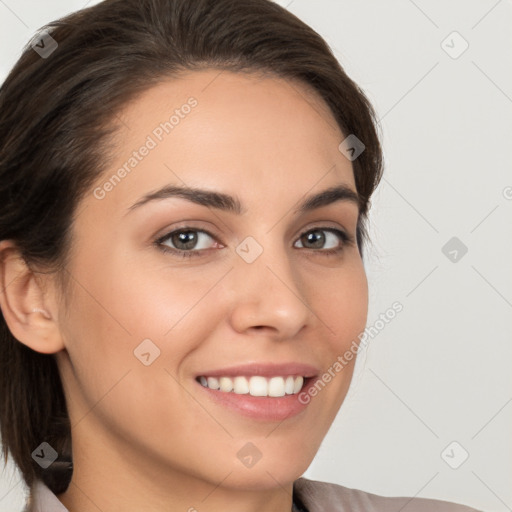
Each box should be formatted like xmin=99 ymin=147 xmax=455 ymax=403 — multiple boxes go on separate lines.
xmin=0 ymin=69 xmax=368 ymax=512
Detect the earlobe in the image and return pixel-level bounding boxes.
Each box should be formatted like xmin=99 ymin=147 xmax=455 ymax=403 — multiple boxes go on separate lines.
xmin=0 ymin=240 xmax=65 ymax=354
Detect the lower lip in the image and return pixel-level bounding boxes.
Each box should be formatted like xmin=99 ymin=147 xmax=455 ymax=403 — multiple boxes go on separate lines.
xmin=196 ymin=377 xmax=318 ymax=421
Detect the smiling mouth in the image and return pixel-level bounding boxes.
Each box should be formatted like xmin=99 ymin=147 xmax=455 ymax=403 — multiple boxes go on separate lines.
xmin=196 ymin=375 xmax=309 ymax=397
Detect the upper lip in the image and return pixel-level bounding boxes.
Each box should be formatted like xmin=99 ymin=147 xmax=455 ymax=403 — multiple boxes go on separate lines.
xmin=196 ymin=362 xmax=319 ymax=378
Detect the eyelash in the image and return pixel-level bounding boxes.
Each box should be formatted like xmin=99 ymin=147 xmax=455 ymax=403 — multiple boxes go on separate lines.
xmin=154 ymin=226 xmax=355 ymax=259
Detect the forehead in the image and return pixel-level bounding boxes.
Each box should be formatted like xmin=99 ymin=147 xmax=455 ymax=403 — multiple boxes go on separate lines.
xmin=87 ymin=69 xmax=355 ymax=218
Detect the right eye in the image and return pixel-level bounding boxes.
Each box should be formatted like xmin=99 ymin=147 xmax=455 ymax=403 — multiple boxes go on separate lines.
xmin=155 ymin=228 xmax=222 ymax=258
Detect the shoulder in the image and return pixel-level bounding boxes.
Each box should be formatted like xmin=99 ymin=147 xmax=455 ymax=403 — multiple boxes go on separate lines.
xmin=293 ymin=477 xmax=482 ymax=512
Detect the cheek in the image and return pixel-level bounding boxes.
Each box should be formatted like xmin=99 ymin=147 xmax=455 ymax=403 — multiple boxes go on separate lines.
xmin=70 ymin=248 xmax=223 ymax=341
xmin=57 ymin=256 xmax=220 ymax=443
xmin=60 ymin=253 xmax=236 ymax=422
xmin=305 ymin=257 xmax=368 ymax=350
xmin=298 ymin=258 xmax=368 ymax=414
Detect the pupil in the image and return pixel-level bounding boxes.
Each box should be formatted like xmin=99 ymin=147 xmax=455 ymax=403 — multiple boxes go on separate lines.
xmin=304 ymin=230 xmax=325 ymax=248
xmin=174 ymin=230 xmax=197 ymax=250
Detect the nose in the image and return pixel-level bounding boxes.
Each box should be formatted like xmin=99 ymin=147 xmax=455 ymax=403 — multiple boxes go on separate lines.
xmin=227 ymin=244 xmax=313 ymax=340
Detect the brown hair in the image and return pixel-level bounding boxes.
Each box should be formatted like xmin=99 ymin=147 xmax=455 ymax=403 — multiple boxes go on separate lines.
xmin=0 ymin=0 xmax=383 ymax=496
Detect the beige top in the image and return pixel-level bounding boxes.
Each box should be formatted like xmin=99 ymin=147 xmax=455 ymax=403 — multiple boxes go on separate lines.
xmin=25 ymin=476 xmax=482 ymax=512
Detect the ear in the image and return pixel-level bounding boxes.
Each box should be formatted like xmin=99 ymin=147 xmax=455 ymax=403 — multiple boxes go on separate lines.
xmin=0 ymin=240 xmax=65 ymax=354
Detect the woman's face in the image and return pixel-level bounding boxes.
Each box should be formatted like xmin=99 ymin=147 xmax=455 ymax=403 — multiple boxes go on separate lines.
xmin=54 ymin=69 xmax=368 ymax=496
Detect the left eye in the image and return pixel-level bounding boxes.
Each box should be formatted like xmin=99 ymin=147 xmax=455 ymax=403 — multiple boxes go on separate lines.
xmin=293 ymin=228 xmax=347 ymax=250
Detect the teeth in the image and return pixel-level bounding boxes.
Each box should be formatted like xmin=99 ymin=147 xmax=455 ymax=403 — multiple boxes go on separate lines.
xmin=268 ymin=376 xmax=285 ymax=397
xmin=250 ymin=376 xmax=268 ymax=396
xmin=219 ymin=377 xmax=233 ymax=392
xmin=198 ymin=375 xmax=305 ymax=397
xmin=285 ymin=376 xmax=295 ymax=394
xmin=233 ymin=376 xmax=249 ymax=394
xmin=207 ymin=377 xmax=220 ymax=390
xmin=293 ymin=376 xmax=304 ymax=394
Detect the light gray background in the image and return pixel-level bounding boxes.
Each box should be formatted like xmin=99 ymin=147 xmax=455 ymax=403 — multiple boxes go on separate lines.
xmin=1 ymin=1 xmax=511 ymax=511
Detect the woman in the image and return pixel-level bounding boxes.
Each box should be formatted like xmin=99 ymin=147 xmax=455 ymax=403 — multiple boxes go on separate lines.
xmin=0 ymin=0 xmax=482 ymax=510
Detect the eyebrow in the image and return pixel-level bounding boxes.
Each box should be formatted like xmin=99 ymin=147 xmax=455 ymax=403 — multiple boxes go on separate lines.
xmin=125 ymin=183 xmax=360 ymax=216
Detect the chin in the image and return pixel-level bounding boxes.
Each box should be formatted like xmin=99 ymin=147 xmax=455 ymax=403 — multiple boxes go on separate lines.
xmin=217 ymin=443 xmax=317 ymax=491
xmin=220 ymin=464 xmax=308 ymax=491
